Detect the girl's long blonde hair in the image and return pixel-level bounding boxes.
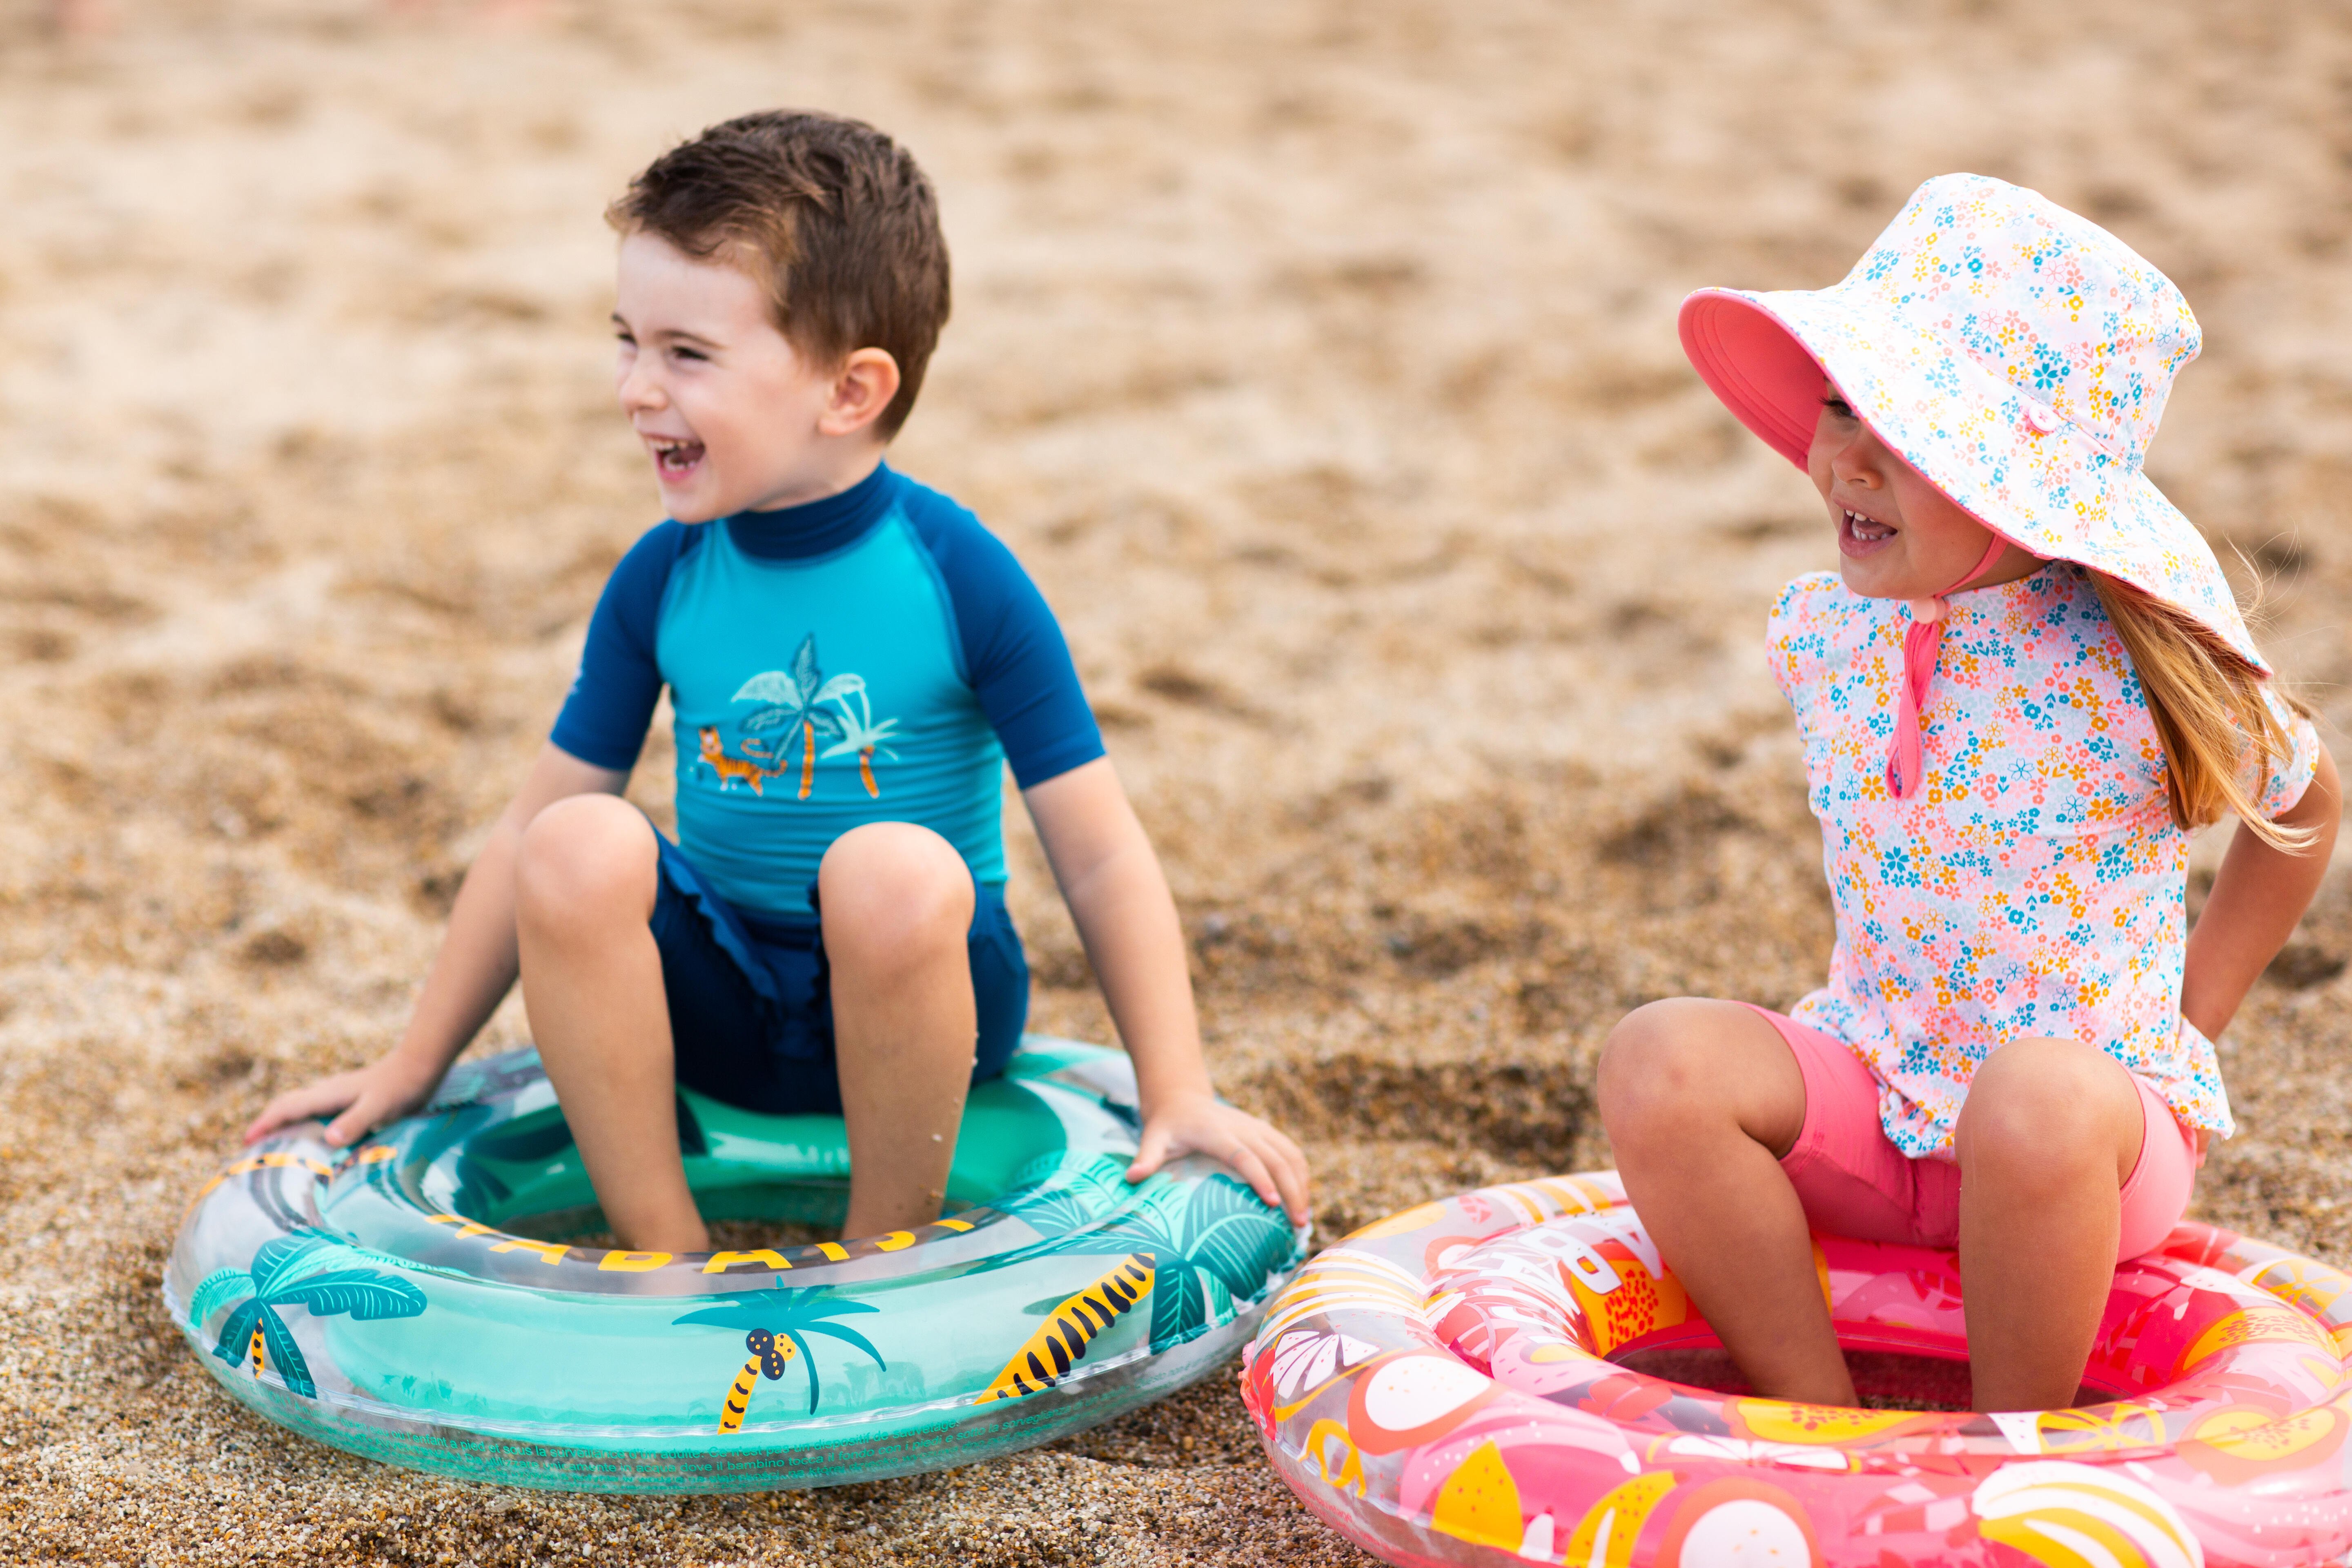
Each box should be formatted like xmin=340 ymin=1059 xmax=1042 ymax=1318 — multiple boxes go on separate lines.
xmin=2087 ymin=570 xmax=2315 ymax=850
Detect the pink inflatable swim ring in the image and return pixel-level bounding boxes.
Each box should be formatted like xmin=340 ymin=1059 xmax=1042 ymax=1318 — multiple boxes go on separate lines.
xmin=1243 ymin=1171 xmax=2352 ymax=1567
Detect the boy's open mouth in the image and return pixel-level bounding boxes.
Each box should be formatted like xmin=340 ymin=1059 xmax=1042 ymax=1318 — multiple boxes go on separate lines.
xmin=650 ymin=437 xmax=706 ymax=479
xmin=1839 ymin=506 xmax=1895 ymax=555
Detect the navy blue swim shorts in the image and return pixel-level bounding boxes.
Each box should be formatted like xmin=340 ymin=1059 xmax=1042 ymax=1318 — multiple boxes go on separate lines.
xmin=647 ymin=832 xmax=1029 ymax=1116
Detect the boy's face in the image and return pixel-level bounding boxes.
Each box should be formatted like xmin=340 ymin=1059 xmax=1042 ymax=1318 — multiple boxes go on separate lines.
xmin=612 ymin=231 xmax=879 ymax=522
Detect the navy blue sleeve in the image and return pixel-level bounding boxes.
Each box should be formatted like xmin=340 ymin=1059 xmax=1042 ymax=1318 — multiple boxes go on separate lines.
xmin=901 ymin=481 xmax=1107 ymax=789
xmin=549 ymin=523 xmax=697 ymax=770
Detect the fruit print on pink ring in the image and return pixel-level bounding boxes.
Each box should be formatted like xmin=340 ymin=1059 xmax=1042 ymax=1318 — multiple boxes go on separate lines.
xmin=1243 ymin=1170 xmax=2352 ymax=1568
xmin=1655 ymin=1477 xmax=1822 ymax=1567
xmin=1345 ymin=1352 xmax=1499 ymax=1456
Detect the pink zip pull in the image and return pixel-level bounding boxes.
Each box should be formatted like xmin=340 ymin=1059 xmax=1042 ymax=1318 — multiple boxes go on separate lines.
xmin=1884 ymin=532 xmax=2017 ymax=799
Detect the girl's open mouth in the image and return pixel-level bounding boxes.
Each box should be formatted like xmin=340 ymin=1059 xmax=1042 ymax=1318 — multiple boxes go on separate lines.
xmin=650 ymin=437 xmax=706 ymax=481
xmin=1838 ymin=506 xmax=1895 ymax=557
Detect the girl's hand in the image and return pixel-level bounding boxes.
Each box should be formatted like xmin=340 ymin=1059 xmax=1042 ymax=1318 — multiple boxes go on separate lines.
xmin=1128 ymin=1089 xmax=1311 ymax=1225
xmin=242 ymin=1052 xmax=444 ymax=1149
xmin=2183 ymin=744 xmax=2341 ymax=1042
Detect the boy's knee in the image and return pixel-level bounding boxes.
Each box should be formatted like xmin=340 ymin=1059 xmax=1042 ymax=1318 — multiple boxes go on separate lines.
xmin=818 ymin=823 xmax=973 ymax=958
xmin=515 ymin=795 xmax=657 ymax=929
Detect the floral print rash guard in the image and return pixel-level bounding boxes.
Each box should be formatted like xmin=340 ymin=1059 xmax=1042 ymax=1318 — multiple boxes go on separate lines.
xmin=1769 ymin=562 xmax=2318 ymax=1159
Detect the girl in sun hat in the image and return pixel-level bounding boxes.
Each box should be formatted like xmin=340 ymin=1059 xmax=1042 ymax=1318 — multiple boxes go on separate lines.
xmin=1597 ymin=172 xmax=2341 ymax=1413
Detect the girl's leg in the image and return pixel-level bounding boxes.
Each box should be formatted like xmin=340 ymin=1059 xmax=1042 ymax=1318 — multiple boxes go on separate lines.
xmin=513 ymin=794 xmax=710 ymax=1253
xmin=817 ymin=823 xmax=979 ymax=1240
xmin=1596 ymin=999 xmax=1851 ymax=1404
xmin=1953 ymin=1036 xmax=2143 ymax=1412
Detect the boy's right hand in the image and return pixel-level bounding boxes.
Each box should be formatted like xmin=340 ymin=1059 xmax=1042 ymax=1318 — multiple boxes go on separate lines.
xmin=242 ymin=1052 xmax=445 ymax=1149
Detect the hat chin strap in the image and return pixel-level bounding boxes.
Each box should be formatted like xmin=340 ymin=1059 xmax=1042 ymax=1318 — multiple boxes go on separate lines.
xmin=1886 ymin=532 xmax=2017 ymax=800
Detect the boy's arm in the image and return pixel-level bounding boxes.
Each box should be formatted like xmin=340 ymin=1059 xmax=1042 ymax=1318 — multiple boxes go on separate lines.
xmin=243 ymin=743 xmax=629 ymax=1147
xmin=2181 ymin=743 xmax=2341 ymax=1042
xmin=1022 ymin=758 xmax=1310 ymax=1222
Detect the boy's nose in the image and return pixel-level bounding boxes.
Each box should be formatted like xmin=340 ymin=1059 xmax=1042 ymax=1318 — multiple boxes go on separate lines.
xmin=617 ymin=361 xmax=667 ymax=412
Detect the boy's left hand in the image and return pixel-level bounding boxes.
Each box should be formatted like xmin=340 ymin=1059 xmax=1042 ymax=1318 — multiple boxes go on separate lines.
xmin=1128 ymin=1090 xmax=1311 ymax=1225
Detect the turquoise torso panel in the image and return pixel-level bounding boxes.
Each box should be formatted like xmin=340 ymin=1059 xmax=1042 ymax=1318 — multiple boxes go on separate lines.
xmin=659 ymin=512 xmax=1007 ymax=914
xmin=550 ymin=466 xmax=1105 ymax=920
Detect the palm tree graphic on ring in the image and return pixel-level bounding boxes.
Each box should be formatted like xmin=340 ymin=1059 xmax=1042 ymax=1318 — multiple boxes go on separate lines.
xmin=672 ymin=1286 xmax=886 ymax=1432
xmin=731 ymin=635 xmax=900 ymax=800
xmin=187 ymin=1232 xmax=428 ymax=1399
xmin=973 ymin=1155 xmax=1297 ymax=1401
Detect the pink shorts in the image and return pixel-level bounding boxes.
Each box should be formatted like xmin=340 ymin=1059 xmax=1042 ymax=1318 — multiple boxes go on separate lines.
xmin=1749 ymin=1007 xmax=2200 ymax=1262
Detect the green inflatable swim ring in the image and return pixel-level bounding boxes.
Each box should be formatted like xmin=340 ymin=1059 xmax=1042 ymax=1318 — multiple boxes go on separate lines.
xmin=164 ymin=1037 xmax=1309 ymax=1492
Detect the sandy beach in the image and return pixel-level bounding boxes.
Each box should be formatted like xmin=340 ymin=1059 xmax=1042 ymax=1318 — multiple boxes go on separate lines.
xmin=5 ymin=0 xmax=2352 ymax=1561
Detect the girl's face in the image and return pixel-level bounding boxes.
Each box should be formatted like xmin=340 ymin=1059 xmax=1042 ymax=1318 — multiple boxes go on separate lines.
xmin=1807 ymin=385 xmax=2041 ymax=600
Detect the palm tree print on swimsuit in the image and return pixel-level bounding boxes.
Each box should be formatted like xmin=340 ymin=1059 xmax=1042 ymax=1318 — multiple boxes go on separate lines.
xmin=185 ymin=1232 xmax=428 ymax=1398
xmin=815 ymin=674 xmax=901 ymax=798
xmin=671 ymin=1286 xmax=886 ymax=1432
xmin=730 ymin=635 xmax=899 ymax=801
xmin=976 ymin=1155 xmax=1296 ymax=1401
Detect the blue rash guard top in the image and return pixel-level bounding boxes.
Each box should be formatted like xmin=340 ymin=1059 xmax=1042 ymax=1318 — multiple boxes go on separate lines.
xmin=550 ymin=463 xmax=1105 ymax=919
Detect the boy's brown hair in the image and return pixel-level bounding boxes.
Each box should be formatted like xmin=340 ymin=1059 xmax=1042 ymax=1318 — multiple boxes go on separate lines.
xmin=608 ymin=109 xmax=951 ymax=439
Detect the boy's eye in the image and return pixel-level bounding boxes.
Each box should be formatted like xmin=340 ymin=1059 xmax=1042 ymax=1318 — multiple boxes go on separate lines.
xmin=670 ymin=346 xmax=707 ymax=363
xmin=1821 ymin=394 xmax=1856 ymax=418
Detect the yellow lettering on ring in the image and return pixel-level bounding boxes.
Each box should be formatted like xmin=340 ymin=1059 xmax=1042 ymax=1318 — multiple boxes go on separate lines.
xmin=488 ymin=1238 xmax=570 ymax=1264
xmin=427 ymin=1213 xmax=498 ymax=1240
xmin=598 ymin=1250 xmax=672 ymax=1272
xmin=702 ymin=1249 xmax=792 ymax=1274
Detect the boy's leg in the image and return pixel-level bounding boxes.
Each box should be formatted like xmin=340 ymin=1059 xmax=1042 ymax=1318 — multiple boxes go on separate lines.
xmin=1952 ymin=1036 xmax=2142 ymax=1412
xmin=514 ymin=794 xmax=709 ymax=1253
xmin=1596 ymin=999 xmax=1849 ymax=1403
xmin=817 ymin=822 xmax=980 ymax=1239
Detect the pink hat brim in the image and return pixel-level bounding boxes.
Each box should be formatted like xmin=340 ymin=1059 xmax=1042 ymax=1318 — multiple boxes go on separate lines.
xmin=1675 ymin=288 xmax=2265 ymax=672
xmin=1677 ymin=287 xmax=2036 ymax=579
xmin=1678 ymin=291 xmax=1824 ymax=469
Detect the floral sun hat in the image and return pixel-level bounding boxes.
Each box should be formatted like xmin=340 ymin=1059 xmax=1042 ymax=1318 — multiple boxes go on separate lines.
xmin=1677 ymin=171 xmax=2264 ymax=675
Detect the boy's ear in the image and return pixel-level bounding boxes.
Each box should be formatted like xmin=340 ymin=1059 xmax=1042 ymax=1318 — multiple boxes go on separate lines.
xmin=818 ymin=349 xmax=902 ymax=439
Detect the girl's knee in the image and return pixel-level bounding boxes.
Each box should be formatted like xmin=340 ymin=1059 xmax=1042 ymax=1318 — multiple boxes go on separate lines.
xmin=818 ymin=823 xmax=973 ymax=956
xmin=1598 ymin=1000 xmax=1737 ymax=1127
xmin=515 ymin=795 xmax=656 ymax=927
xmin=1958 ymin=1037 xmax=2139 ymax=1185
xmin=1600 ymin=998 xmax=1809 ymax=1161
